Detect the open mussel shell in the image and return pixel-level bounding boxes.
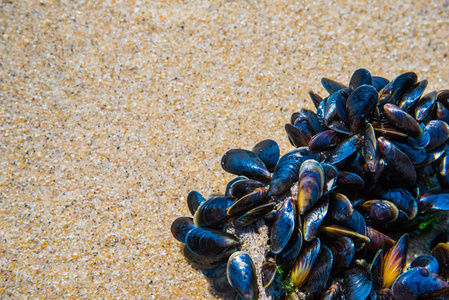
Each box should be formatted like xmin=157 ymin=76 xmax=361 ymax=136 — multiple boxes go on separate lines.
xmin=194 ymin=196 xmax=234 ymax=228
xmin=221 ymin=149 xmax=271 ymax=180
xmin=384 ymin=103 xmax=423 ymax=138
xmin=343 ymin=265 xmax=373 ymax=300
xmin=360 ymin=200 xmax=399 ymax=225
xmin=269 ymin=147 xmax=319 ymax=196
xmin=382 ymin=233 xmax=409 ymax=289
xmin=297 ymin=159 xmax=324 ymax=215
xmin=392 ymin=267 xmax=449 ymax=300
xmin=171 ymin=216 xmax=195 ymax=243
xmin=271 ymin=197 xmax=296 ymax=254
xmin=431 ymin=242 xmax=449 ymax=277
xmin=185 ymin=227 xmax=240 ymax=258
xmin=409 ymin=254 xmax=439 ymax=274
xmin=252 ymin=139 xmax=280 ymax=173
xmin=234 ymin=202 xmax=276 ymax=228
xmin=290 ymin=238 xmax=321 ymax=289
xmin=227 ymin=251 xmax=259 ymax=300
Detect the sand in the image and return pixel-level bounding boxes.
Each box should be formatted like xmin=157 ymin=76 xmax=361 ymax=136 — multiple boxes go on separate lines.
xmin=1 ymin=0 xmax=449 ymax=299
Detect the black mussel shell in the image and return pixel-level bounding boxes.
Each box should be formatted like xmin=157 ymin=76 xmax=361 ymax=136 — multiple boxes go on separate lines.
xmin=418 ymin=190 xmax=449 ymax=212
xmin=227 ymin=251 xmax=259 ymax=300
xmin=431 ymin=242 xmax=449 ymax=277
xmin=431 ymin=232 xmax=449 ymax=250
xmin=252 ymin=139 xmax=280 ymax=173
xmin=194 ymin=196 xmax=234 ymax=228
xmin=360 ymin=200 xmax=399 ymax=225
xmin=187 ymin=190 xmax=207 ymax=216
xmin=325 ymin=135 xmax=361 ymax=166
xmin=384 ymin=103 xmax=423 ymax=139
xmin=363 ymin=123 xmax=379 ymax=173
xmin=306 ymin=245 xmax=333 ymax=296
xmin=425 ymin=120 xmax=449 ymax=151
xmin=330 ymin=236 xmax=355 ymax=271
xmin=285 ymin=123 xmax=311 ymax=148
xmin=399 ymin=79 xmax=428 ymax=113
xmin=415 ymin=91 xmax=438 ymax=122
xmin=297 ymin=159 xmax=325 ymax=215
xmin=261 ymin=261 xmax=277 ymax=289
xmin=409 ymin=254 xmax=439 ymax=274
xmin=225 ymin=176 xmax=249 ymax=198
xmin=391 ymin=140 xmax=427 ymax=166
xmin=343 ymin=265 xmax=373 ymax=300
xmin=349 ymin=68 xmax=373 ymax=94
xmin=234 ymin=202 xmax=276 ymax=228
xmin=185 ymin=227 xmax=240 ymax=258
xmin=183 ymin=245 xmax=231 ymax=269
xmin=379 ymin=187 xmax=418 ymax=219
xmin=365 ymin=227 xmax=395 ymax=255
xmin=271 ymin=197 xmax=296 ymax=254
xmin=276 ymin=226 xmax=303 ymax=275
xmin=309 ymin=130 xmax=344 ymax=152
xmin=321 ymin=280 xmax=343 ymax=300
xmin=321 ymin=77 xmax=347 ymax=94
xmin=346 ymin=84 xmax=378 ymax=133
xmin=303 ymin=195 xmax=328 ymax=241
xmin=372 ymin=76 xmax=390 ymax=92
xmin=171 ymin=216 xmax=195 ymax=243
xmin=378 ymin=137 xmax=416 ymax=186
xmin=309 ymin=91 xmax=323 ymax=109
xmin=392 ymin=267 xmax=449 ymax=300
xmin=227 ymin=187 xmax=269 ymax=216
xmin=337 ymin=171 xmax=365 ymax=190
xmin=329 ymin=192 xmax=354 ymax=223
xmin=378 ymin=72 xmax=418 ymax=106
xmin=322 ymin=163 xmax=338 ymax=193
xmin=269 ymin=147 xmax=319 ymax=196
xmin=221 ymin=149 xmax=271 ymax=180
xmin=227 ymin=178 xmax=264 ymax=200
xmin=212 ymin=263 xmax=234 ymax=294
xmin=291 ymin=238 xmax=321 ymax=289
xmin=436 ymin=101 xmax=449 ymax=123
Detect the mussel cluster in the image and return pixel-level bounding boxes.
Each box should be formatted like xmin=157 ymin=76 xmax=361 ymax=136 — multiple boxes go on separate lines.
xmin=171 ymin=69 xmax=449 ymax=300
